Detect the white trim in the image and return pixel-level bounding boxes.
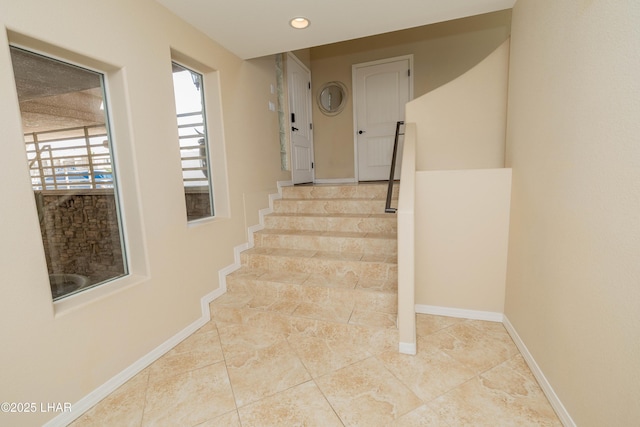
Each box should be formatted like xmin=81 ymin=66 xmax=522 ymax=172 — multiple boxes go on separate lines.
xmin=42 ymin=303 xmax=216 ymax=427
xmin=399 ymin=342 xmax=417 ymax=355
xmin=352 ymin=54 xmax=414 ymax=182
xmin=277 ymin=179 xmax=294 ymax=188
xmin=415 ymin=304 xmax=504 ymax=322
xmin=503 ymin=316 xmax=576 ymax=427
xmin=277 ymin=180 xmax=293 ymax=194
xmin=247 ymin=180 xmax=291 ymax=246
xmin=313 ymin=177 xmax=357 ymax=184
xmin=47 ymin=182 xmax=290 ymax=427
xmin=217 ymin=242 xmax=247 ymax=291
xmin=247 ymin=223 xmax=263 ymax=248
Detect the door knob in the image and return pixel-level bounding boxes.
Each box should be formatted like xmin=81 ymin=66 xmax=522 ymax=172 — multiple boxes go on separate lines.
xmin=292 ymin=126 xmax=299 ymax=131
xmin=358 ymin=130 xmax=365 ymax=134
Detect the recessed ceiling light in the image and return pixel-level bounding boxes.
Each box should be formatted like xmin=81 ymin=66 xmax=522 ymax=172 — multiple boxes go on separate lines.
xmin=290 ymin=17 xmax=310 ymax=29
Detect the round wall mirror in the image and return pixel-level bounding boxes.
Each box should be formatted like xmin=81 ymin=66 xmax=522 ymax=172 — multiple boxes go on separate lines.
xmin=317 ymin=81 xmax=347 ymax=116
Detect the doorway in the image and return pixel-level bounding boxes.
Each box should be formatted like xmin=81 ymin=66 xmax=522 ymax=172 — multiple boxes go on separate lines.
xmin=353 ymin=56 xmax=413 ymax=181
xmin=287 ymin=53 xmax=314 ymax=184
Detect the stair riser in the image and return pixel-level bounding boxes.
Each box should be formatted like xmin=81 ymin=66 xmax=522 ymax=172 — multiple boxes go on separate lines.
xmin=209 ymin=305 xmax=398 ymax=354
xmin=227 ymin=276 xmax=397 ymax=314
xmin=240 ymin=253 xmax=397 ymax=282
xmin=264 ymin=215 xmax=397 ymax=234
xmin=274 ymin=199 xmax=387 ymax=215
xmin=254 ymin=233 xmax=397 ymax=256
xmin=282 ymin=185 xmax=399 ymax=200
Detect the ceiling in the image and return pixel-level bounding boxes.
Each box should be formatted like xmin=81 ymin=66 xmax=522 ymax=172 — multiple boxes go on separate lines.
xmin=155 ymin=0 xmax=516 ymax=59
xmin=10 ymin=47 xmax=105 ymax=132
xmin=11 ymin=47 xmax=101 ymax=102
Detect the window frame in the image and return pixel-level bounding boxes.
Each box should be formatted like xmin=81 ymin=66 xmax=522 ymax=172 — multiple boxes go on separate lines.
xmin=171 ymin=60 xmax=216 ymax=222
xmin=6 ymin=35 xmax=149 ymax=309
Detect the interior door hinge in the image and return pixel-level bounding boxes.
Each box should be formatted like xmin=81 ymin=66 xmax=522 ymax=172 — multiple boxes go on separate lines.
xmin=309 ymin=123 xmax=313 ymax=130
xmin=308 ymin=82 xmax=311 ymax=89
xmin=408 ymin=69 xmax=411 ymax=77
xmin=311 ymin=162 xmax=314 ymax=169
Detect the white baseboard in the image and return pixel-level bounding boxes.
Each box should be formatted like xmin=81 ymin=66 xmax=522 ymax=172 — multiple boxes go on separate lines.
xmin=47 ymin=182 xmax=288 ymax=427
xmin=414 ymin=306 xmax=574 ymax=426
xmin=399 ymin=342 xmax=417 ymax=355
xmin=247 ymin=223 xmax=264 ymax=248
xmin=216 ymin=242 xmax=247 ymax=293
xmin=277 ymin=180 xmax=293 ymax=190
xmin=313 ymin=178 xmax=357 ymax=184
xmin=42 ymin=305 xmax=213 ymax=427
xmin=415 ymin=304 xmax=504 ymax=322
xmin=503 ymin=316 xmax=576 ymax=427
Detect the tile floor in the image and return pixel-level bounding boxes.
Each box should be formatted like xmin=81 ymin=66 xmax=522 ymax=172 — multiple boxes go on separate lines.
xmin=70 ymin=313 xmax=562 ymax=426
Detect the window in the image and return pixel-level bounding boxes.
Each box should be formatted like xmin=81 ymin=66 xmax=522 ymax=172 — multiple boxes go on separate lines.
xmin=171 ymin=62 xmax=214 ymax=221
xmin=10 ymin=46 xmax=127 ymax=300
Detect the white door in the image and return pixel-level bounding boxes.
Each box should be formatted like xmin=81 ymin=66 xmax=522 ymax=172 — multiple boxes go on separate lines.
xmin=354 ymin=56 xmax=412 ymax=181
xmin=287 ymin=53 xmax=314 ymax=184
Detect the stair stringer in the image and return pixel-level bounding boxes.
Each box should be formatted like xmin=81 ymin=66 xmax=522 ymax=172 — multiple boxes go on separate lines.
xmin=211 ymin=180 xmax=293 ymax=307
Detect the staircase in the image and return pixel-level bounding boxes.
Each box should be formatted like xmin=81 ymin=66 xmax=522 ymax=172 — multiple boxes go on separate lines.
xmin=210 ymin=183 xmax=400 ymax=353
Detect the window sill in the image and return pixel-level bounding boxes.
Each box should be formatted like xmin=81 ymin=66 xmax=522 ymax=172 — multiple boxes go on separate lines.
xmin=53 ymin=273 xmax=148 ymax=317
xmin=187 ymin=215 xmax=229 ymax=228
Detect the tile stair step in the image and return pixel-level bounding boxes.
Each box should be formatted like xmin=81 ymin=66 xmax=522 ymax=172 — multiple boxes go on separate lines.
xmin=240 ymin=247 xmax=397 ymax=282
xmin=210 ymin=296 xmax=397 ymax=332
xmin=263 ymin=212 xmax=397 ymax=234
xmin=253 ymin=229 xmax=397 ymax=256
xmin=282 ymin=184 xmax=399 ymax=200
xmin=273 ymin=198 xmax=389 ymax=215
xmin=211 ymin=183 xmax=401 ymax=354
xmin=226 ymin=268 xmax=397 ymax=314
xmin=209 ymin=304 xmax=399 ymax=355
xmin=214 ymin=275 xmax=398 ymax=330
xmin=215 ymin=289 xmax=397 ymax=329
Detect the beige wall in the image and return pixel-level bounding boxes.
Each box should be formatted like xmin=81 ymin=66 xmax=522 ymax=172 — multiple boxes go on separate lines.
xmin=291 ymin=49 xmax=311 ymax=70
xmin=310 ymin=10 xmax=511 ymax=179
xmin=405 ymin=39 xmax=512 ymax=314
xmin=406 ymin=40 xmax=509 ymax=170
xmin=414 ymin=169 xmax=511 ymax=313
xmin=0 ymin=0 xmax=288 ymax=425
xmin=505 ymin=0 xmax=640 ymax=426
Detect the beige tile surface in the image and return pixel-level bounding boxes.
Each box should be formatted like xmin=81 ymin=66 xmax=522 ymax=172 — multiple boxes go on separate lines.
xmin=147 ymin=328 xmax=224 ymax=383
xmin=238 ymin=381 xmax=343 ymax=427
xmin=316 ymin=357 xmax=423 ymax=426
xmin=288 ymin=334 xmax=372 ymax=378
xmin=293 ymin=300 xmax=354 ymax=323
xmin=69 ymin=183 xmax=560 ymax=427
xmin=225 ymin=340 xmax=311 ymax=407
xmin=304 ymin=273 xmax=359 ymax=289
xmin=195 ymin=410 xmax=242 ymax=427
xmin=356 ymin=277 xmax=398 ymax=292
xmin=71 ymin=314 xmax=562 ymax=427
xmin=354 ymin=290 xmax=397 ymax=313
xmin=378 ymin=347 xmax=475 ymax=402
xmin=415 ymin=313 xmax=465 ymax=336
xmin=390 ymin=404 xmax=451 ymax=426
xmin=217 ymin=322 xmax=285 ymax=360
xmin=142 ymin=362 xmax=235 ymax=426
xmin=348 ymin=308 xmax=397 ymax=329
xmin=430 ymin=368 xmax=562 ymax=426
xmin=69 ymin=368 xmax=149 ymax=427
xmin=432 ymin=321 xmax=520 ymax=375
